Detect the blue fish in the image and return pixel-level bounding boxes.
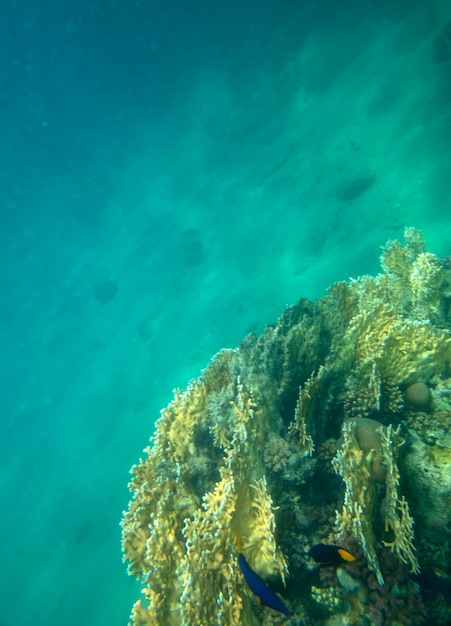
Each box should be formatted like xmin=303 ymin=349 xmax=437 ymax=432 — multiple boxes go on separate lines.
xmin=237 ymin=534 xmax=291 ymax=616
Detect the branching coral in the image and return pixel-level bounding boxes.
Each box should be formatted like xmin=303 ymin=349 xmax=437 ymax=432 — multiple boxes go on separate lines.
xmin=288 ymin=368 xmax=324 ymax=455
xmin=329 ymin=230 xmax=451 ymax=425
xmin=122 ymin=368 xmax=288 ymax=625
xmin=333 ymin=419 xmax=418 ymax=584
xmin=379 ymin=426 xmax=419 ymax=573
xmin=179 ymin=468 xmax=241 ymax=625
xmin=333 ymin=418 xmax=382 ymax=584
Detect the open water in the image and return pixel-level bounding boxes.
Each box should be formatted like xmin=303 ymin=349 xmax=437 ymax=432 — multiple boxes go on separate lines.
xmin=1 ymin=1 xmax=450 ymax=624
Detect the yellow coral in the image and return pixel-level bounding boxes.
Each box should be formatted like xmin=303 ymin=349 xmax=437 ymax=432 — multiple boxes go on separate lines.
xmin=244 ymin=478 xmax=288 ymax=582
xmin=154 ymin=379 xmax=208 ymax=463
xmin=179 ymin=468 xmax=241 ymax=625
xmin=334 ymin=419 xmax=418 ymax=584
xmin=379 ymin=426 xmax=419 ymax=573
xmin=288 ymin=368 xmax=323 ymax=455
xmin=328 ymin=233 xmax=451 ymax=424
xmin=332 ymin=229 xmax=451 ymax=404
xmin=380 ymin=228 xmax=443 ymax=321
xmin=311 ymin=585 xmax=343 ymax=611
xmin=380 ymin=227 xmax=426 ymax=280
xmin=333 ymin=418 xmax=382 ymax=584
xmin=347 ymin=301 xmax=451 ymax=388
xmin=122 ymin=228 xmax=450 ymax=624
xmin=122 ymin=369 xmax=287 ymax=625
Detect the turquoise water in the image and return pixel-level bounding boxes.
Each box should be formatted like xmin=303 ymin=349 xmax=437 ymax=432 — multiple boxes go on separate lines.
xmin=1 ymin=1 xmax=451 ymax=624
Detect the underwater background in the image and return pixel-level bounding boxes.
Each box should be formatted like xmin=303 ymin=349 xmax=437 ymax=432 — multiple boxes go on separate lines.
xmin=1 ymin=1 xmax=451 ymax=625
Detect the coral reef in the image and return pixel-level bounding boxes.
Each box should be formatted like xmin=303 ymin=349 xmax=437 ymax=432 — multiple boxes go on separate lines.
xmin=122 ymin=229 xmax=451 ymax=625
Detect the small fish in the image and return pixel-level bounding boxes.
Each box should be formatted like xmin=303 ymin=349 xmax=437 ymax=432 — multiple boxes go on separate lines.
xmin=309 ymin=543 xmax=355 ymax=566
xmin=237 ymin=534 xmax=291 ymax=616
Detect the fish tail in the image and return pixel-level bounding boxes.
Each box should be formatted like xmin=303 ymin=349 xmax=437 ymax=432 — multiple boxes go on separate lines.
xmin=338 ymin=548 xmax=355 ymax=562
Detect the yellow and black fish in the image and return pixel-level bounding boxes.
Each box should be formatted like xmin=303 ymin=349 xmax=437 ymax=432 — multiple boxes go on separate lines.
xmin=237 ymin=534 xmax=291 ymax=616
xmin=309 ymin=543 xmax=355 ymax=566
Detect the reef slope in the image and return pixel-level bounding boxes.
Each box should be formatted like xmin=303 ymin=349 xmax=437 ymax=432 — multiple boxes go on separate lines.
xmin=122 ymin=229 xmax=451 ymax=625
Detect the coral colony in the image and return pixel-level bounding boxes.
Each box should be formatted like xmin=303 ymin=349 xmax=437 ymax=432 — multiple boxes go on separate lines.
xmin=122 ymin=229 xmax=451 ymax=625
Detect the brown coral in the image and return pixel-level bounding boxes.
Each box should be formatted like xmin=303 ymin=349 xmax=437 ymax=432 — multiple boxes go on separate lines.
xmin=347 ymin=417 xmax=388 ymax=484
xmin=404 ymin=382 xmax=431 ymax=410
